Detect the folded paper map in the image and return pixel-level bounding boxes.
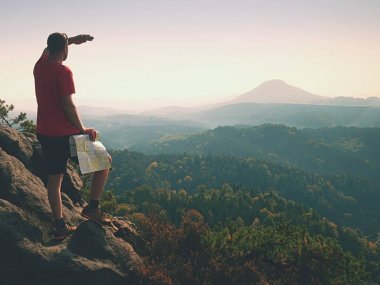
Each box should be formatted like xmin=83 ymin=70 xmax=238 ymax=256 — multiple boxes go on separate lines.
xmin=69 ymin=133 xmax=111 ymax=174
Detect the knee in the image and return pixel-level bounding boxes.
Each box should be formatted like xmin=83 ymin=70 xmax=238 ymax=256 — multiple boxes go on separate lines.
xmin=94 ymin=168 xmax=109 ymax=176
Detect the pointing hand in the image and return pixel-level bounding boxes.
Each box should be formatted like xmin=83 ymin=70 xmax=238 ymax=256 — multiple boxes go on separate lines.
xmin=69 ymin=34 xmax=94 ymax=45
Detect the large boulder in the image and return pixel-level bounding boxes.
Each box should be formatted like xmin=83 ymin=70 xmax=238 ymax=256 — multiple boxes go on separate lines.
xmin=0 ymin=125 xmax=155 ymax=285
xmin=0 ymin=124 xmax=33 ymax=168
xmin=0 ymin=125 xmax=83 ymax=204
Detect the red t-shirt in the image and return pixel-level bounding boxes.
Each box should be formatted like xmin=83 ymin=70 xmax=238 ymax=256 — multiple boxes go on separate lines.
xmin=34 ymin=53 xmax=81 ymax=136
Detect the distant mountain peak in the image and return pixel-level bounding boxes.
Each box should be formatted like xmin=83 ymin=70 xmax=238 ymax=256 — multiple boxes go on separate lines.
xmin=258 ymin=79 xmax=288 ymax=86
xmin=232 ymin=79 xmax=328 ymax=104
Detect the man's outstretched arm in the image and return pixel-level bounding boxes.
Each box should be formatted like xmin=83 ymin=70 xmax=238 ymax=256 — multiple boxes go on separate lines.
xmin=40 ymin=34 xmax=94 ymax=57
xmin=68 ymin=34 xmax=94 ymax=45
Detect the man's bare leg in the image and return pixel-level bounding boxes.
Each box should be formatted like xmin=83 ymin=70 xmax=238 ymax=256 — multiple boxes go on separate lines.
xmin=81 ymin=155 xmax=112 ymax=224
xmin=89 ymin=154 xmax=112 ymax=201
xmin=47 ymin=174 xmax=64 ymax=219
xmin=47 ymin=173 xmax=76 ymax=239
xmin=81 ymin=168 xmax=111 ymax=224
xmin=89 ymin=168 xmax=109 ymax=200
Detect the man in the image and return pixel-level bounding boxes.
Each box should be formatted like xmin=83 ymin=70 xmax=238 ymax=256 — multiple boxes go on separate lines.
xmin=34 ymin=32 xmax=111 ymax=240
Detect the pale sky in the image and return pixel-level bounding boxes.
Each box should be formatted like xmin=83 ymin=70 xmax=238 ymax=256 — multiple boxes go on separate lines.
xmin=1 ymin=0 xmax=379 ymax=112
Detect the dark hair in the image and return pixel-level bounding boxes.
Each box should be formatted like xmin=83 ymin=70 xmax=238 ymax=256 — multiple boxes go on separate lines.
xmin=47 ymin=33 xmax=68 ymax=55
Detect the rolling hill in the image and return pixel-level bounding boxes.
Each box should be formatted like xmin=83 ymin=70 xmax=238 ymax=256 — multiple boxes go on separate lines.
xmin=131 ymin=124 xmax=380 ymax=179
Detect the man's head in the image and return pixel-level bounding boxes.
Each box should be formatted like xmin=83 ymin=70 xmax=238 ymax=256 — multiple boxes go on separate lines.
xmin=47 ymin=33 xmax=68 ymax=60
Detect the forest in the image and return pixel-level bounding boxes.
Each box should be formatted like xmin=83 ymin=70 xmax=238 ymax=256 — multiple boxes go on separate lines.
xmin=93 ymin=125 xmax=380 ymax=284
xmin=106 ymin=149 xmax=380 ymax=237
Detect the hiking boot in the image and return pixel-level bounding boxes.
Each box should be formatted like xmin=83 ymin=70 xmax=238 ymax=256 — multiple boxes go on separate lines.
xmin=81 ymin=205 xmax=111 ymax=225
xmin=52 ymin=224 xmax=77 ymax=241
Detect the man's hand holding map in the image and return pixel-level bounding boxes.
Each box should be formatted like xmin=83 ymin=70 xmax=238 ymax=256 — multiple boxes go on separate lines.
xmin=69 ymin=132 xmax=111 ymax=174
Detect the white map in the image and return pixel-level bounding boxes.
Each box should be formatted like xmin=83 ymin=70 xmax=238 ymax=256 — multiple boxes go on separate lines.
xmin=69 ymin=133 xmax=111 ymax=174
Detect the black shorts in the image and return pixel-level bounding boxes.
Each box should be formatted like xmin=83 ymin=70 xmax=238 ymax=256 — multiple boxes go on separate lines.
xmin=37 ymin=134 xmax=79 ymax=175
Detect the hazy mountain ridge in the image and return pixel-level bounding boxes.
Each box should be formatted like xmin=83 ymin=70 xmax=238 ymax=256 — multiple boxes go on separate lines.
xmin=73 ymin=80 xmax=379 ymax=122
xmin=82 ymin=114 xmax=206 ymax=150
xmin=81 ymin=102 xmax=380 ymax=151
xmin=328 ymin=96 xmax=380 ymax=106
xmin=35 ymin=100 xmax=380 ymax=150
xmin=137 ymin=79 xmax=380 ymax=119
xmin=77 ymin=80 xmax=380 ymax=139
xmin=77 ymin=105 xmax=137 ymax=117
xmin=144 ymin=80 xmax=380 ymax=129
xmin=132 ymin=124 xmax=380 ymax=179
xmin=181 ymin=103 xmax=380 ymax=128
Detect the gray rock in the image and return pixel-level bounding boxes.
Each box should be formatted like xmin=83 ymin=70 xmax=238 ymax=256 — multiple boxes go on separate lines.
xmin=0 ymin=126 xmax=152 ymax=285
xmin=0 ymin=125 xmax=83 ymax=204
xmin=0 ymin=124 xmax=33 ymax=168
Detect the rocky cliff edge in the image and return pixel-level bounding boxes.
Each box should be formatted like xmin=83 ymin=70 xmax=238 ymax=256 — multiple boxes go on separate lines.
xmin=0 ymin=125 xmax=153 ymax=285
